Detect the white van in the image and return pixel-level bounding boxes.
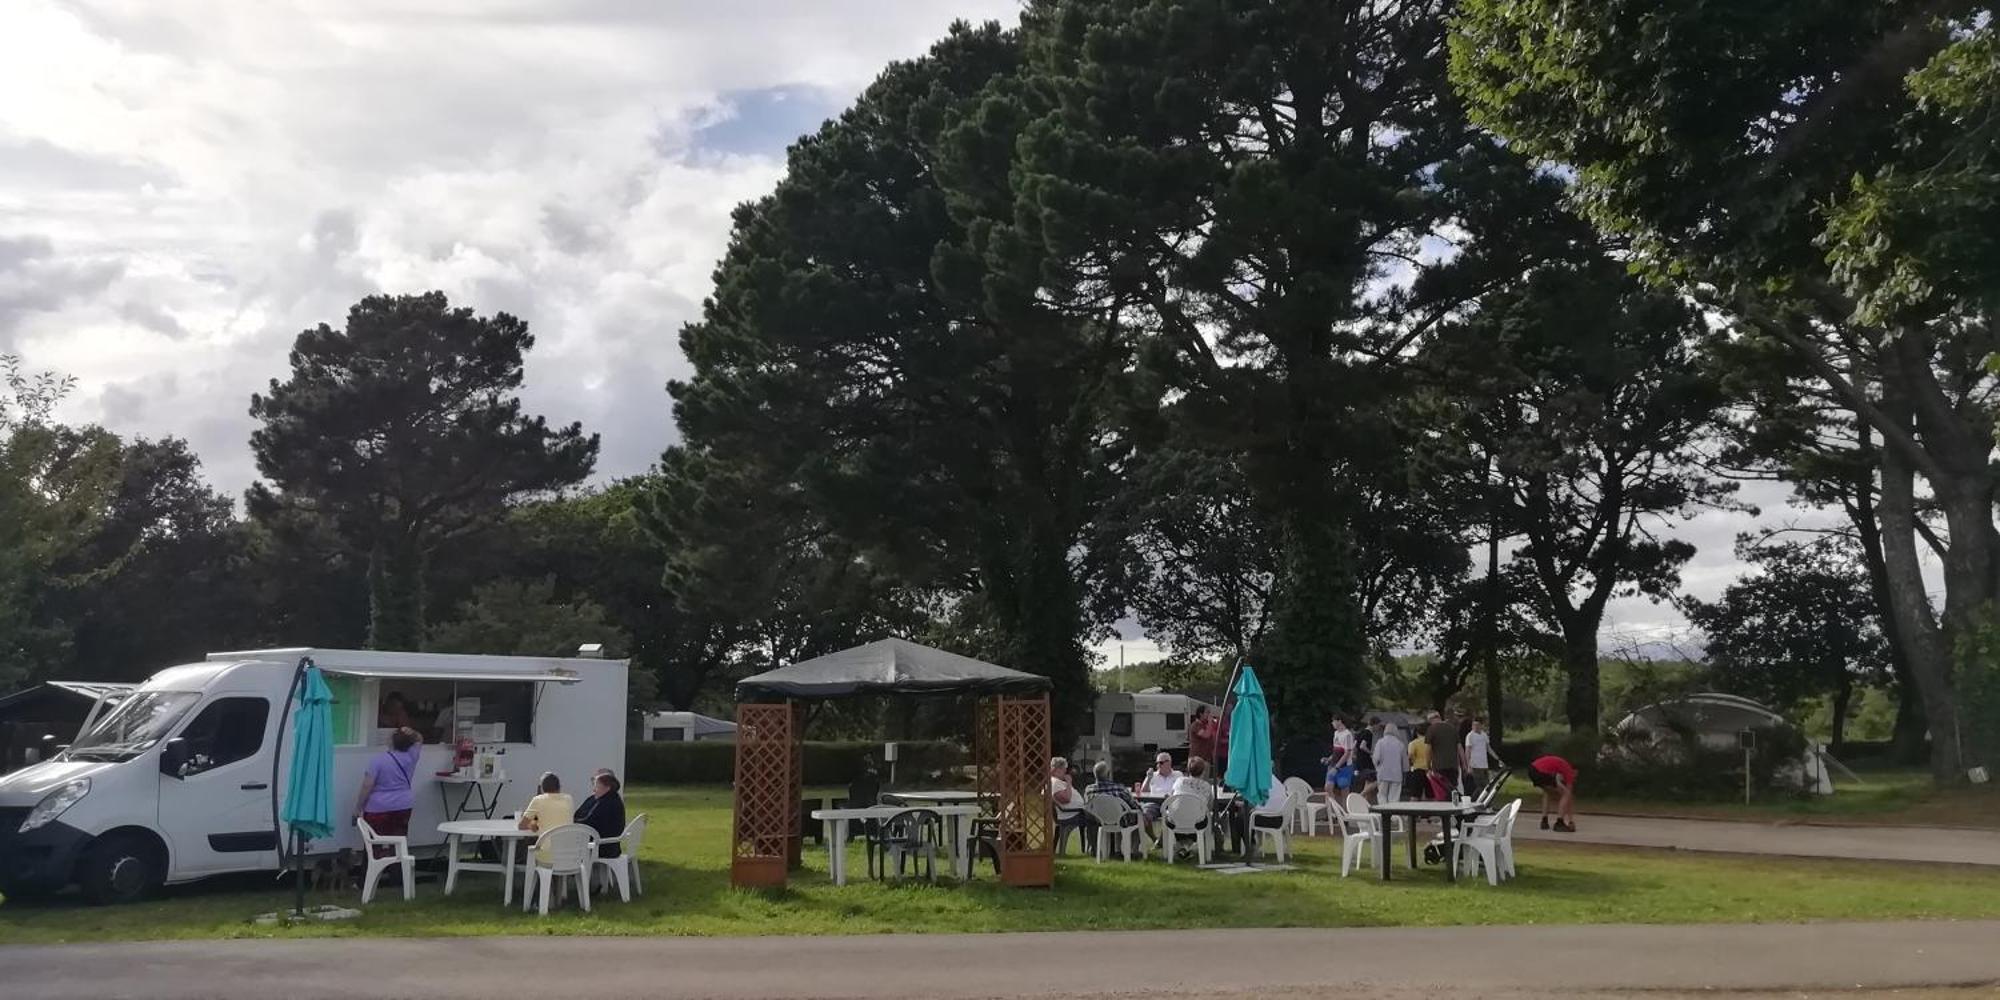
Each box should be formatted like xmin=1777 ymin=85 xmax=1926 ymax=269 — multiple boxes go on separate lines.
xmin=1076 ymin=691 xmax=1221 ymax=760
xmin=0 ymin=646 xmax=626 ymax=903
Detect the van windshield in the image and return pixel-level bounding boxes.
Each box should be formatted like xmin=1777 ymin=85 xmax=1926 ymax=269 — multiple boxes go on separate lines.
xmin=69 ymin=691 xmax=201 ymax=757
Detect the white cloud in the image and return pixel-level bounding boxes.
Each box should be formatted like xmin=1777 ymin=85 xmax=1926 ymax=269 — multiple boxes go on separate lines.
xmin=0 ymin=0 xmax=1021 ymax=493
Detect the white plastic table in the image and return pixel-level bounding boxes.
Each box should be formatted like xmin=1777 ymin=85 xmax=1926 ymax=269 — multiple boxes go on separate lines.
xmin=1368 ymin=801 xmax=1486 ymax=882
xmin=881 ymin=790 xmax=990 ymax=807
xmin=438 ymin=819 xmax=539 ymax=905
xmin=810 ymin=804 xmax=984 ymax=885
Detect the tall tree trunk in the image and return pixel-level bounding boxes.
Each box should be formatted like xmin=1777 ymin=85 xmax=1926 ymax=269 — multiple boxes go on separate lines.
xmin=1847 ymin=454 xmax=1931 ymax=764
xmin=366 ymin=528 xmax=425 ymax=650
xmin=1481 ymin=515 xmax=1505 ymax=743
xmin=1561 ymin=618 xmax=1600 ymax=736
xmin=1875 ymin=398 xmax=1963 ymax=780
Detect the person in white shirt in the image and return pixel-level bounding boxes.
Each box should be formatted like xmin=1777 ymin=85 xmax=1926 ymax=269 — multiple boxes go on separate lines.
xmin=1465 ymin=717 xmax=1502 ymax=796
xmin=1373 ymin=722 xmax=1408 ymax=804
xmin=1049 ymin=756 xmax=1078 ymax=809
xmin=1135 ymin=751 xmax=1183 ymax=834
xmin=1323 ymin=716 xmax=1357 ymax=799
xmin=1171 ymin=756 xmax=1215 ymax=802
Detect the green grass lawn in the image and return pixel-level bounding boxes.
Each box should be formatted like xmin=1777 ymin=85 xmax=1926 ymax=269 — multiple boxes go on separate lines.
xmin=1506 ymin=769 xmax=2000 ymax=828
xmin=4 ymin=785 xmax=1998 ymax=945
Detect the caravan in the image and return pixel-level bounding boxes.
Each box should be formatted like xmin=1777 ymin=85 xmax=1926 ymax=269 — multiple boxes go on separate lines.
xmin=1077 ymin=691 xmax=1221 ymax=761
xmin=0 ymin=646 xmax=626 ymax=903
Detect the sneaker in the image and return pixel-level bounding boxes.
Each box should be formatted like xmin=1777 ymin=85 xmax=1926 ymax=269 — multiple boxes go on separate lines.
xmin=1553 ymin=821 xmax=1575 ymax=833
xmin=1540 ymin=817 xmax=1550 ymax=830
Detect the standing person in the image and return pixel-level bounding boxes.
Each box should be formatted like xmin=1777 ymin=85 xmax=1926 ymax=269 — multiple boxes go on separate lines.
xmin=1373 ymin=722 xmax=1407 ymax=805
xmin=1189 ymin=705 xmax=1220 ymax=765
xmin=1429 ymin=710 xmax=1461 ymax=794
xmin=1465 ymin=718 xmax=1502 ymax=795
xmin=353 ymin=726 xmax=423 ymax=854
xmin=1407 ymin=723 xmax=1432 ymax=799
xmin=1352 ymin=716 xmax=1379 ymax=800
xmin=1529 ymin=755 xmax=1578 ymax=831
xmin=1323 ymin=717 xmax=1357 ymax=799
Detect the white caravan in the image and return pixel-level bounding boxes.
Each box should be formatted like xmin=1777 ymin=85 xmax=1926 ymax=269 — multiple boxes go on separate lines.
xmin=1076 ymin=691 xmax=1221 ymax=760
xmin=0 ymin=646 xmax=626 ymax=903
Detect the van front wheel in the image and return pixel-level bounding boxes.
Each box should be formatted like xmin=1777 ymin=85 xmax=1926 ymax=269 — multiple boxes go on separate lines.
xmin=79 ymin=833 xmax=160 ymax=904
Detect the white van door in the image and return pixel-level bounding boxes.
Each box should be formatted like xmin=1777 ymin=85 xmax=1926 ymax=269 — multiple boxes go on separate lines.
xmin=157 ymin=694 xmax=281 ymax=876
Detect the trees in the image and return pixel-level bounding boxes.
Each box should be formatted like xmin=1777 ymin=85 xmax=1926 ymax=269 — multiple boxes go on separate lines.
xmin=1688 ymin=537 xmax=1889 ymax=751
xmin=1429 ymin=259 xmax=1733 ymax=733
xmin=671 ymin=23 xmax=1130 ymax=747
xmin=1452 ymin=0 xmax=1997 ymax=776
xmin=248 ymin=292 xmax=598 ymax=650
xmin=1012 ymin=0 xmax=1539 ymax=735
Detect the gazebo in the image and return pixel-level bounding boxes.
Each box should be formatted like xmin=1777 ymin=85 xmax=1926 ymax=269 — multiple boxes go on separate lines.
xmin=729 ymin=638 xmax=1055 ymax=888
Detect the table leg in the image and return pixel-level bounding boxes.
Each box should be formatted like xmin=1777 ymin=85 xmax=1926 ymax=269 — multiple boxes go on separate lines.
xmin=502 ymin=838 xmax=516 ymax=907
xmin=1408 ymin=815 xmax=1420 ymax=870
xmin=1380 ymin=815 xmax=1392 ymax=880
xmin=445 ymin=834 xmax=461 ymax=895
xmin=829 ymin=819 xmax=849 ymax=886
xmin=1444 ymin=817 xmax=1457 ymax=883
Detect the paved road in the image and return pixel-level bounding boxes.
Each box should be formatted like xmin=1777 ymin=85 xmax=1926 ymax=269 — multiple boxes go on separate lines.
xmin=6 ymin=921 xmax=1998 ymax=999
xmin=1511 ymin=813 xmax=2000 ymax=866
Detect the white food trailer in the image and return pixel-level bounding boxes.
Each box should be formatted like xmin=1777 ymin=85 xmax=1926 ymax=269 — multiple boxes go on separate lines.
xmin=0 ymin=646 xmax=626 ymax=903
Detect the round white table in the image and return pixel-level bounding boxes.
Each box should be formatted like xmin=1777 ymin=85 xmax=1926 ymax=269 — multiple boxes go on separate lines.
xmin=438 ymin=819 xmax=539 ymax=905
xmin=881 ymin=790 xmax=990 ymax=807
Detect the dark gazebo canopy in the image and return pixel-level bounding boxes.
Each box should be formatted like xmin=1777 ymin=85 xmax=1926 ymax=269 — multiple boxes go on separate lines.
xmin=735 ymin=638 xmax=1051 ymax=702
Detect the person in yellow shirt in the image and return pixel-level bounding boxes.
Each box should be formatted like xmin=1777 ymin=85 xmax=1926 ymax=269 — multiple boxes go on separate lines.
xmin=517 ymin=772 xmax=576 ymax=863
xmin=1408 ymin=725 xmax=1432 ymax=799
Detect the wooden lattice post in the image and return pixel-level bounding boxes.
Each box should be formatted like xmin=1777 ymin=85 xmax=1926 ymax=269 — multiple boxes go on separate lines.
xmin=996 ymin=693 xmax=1054 ymax=887
xmin=731 ymin=702 xmax=796 ymax=888
xmin=973 ymin=696 xmax=999 ymax=820
xmin=787 ymin=701 xmax=806 ymax=868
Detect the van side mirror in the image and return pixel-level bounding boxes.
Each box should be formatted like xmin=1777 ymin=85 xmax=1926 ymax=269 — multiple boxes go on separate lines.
xmin=160 ymin=738 xmax=190 ymax=778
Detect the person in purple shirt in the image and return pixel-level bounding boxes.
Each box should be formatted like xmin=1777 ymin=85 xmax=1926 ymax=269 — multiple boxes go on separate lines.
xmin=353 ymin=726 xmax=423 ymax=856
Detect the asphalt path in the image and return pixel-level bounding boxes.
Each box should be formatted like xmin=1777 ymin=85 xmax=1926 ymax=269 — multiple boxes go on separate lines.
xmin=5 ymin=921 xmax=1998 ymax=999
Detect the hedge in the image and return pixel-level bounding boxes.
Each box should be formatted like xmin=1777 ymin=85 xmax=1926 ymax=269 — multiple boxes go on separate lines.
xmin=624 ymin=739 xmax=969 ymax=786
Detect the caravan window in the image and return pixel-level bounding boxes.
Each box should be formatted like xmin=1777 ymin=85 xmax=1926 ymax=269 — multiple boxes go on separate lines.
xmin=651 ymin=727 xmax=686 ymax=742
xmin=1165 ymin=713 xmax=1186 ymax=732
xmin=176 ymin=697 xmax=270 ymax=770
xmin=1110 ymin=712 xmax=1133 ymax=738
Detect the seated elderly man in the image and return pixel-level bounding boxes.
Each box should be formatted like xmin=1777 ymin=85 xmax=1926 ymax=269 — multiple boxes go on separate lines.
xmin=1050 ymin=756 xmax=1095 ymax=853
xmin=1084 ymin=760 xmax=1142 ymax=830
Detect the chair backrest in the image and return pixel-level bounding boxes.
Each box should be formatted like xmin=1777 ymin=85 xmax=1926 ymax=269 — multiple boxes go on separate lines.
xmin=1327 ymin=793 xmax=1350 ymax=821
xmin=1283 ymin=777 xmax=1314 ymax=812
xmin=534 ymin=823 xmax=598 ymax=873
xmin=1254 ymin=783 xmax=1292 ymax=816
xmin=883 ymin=808 xmax=941 ymax=844
xmin=355 ymin=815 xmax=385 ymax=844
xmin=1161 ymin=792 xmax=1208 ymax=830
xmin=1494 ymin=798 xmax=1522 ymax=838
xmin=1345 ymin=792 xmax=1371 ymax=816
xmin=1084 ymin=792 xmax=1132 ymax=827
xmin=622 ymin=813 xmax=648 ymax=854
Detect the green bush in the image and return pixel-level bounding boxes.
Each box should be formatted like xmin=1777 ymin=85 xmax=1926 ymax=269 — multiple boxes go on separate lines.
xmin=623 ymin=739 xmax=969 ymax=786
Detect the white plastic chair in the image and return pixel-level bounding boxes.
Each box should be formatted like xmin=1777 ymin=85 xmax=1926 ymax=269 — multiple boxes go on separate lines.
xmin=1250 ymin=785 xmax=1293 ymax=862
xmin=1455 ymin=799 xmax=1521 ymax=885
xmin=1283 ymin=777 xmax=1321 ymax=835
xmin=1337 ymin=793 xmax=1381 ymax=878
xmin=521 ymin=823 xmax=598 ymax=915
xmin=1086 ymin=793 xmax=1143 ymax=862
xmin=1159 ymin=793 xmax=1211 ymax=865
xmin=592 ymin=813 xmax=647 ymax=901
xmin=355 ymin=815 xmax=413 ymax=904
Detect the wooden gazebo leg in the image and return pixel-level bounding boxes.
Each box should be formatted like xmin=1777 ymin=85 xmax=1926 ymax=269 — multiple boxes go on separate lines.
xmin=730 ymin=701 xmax=797 ymax=888
xmin=996 ymin=693 xmax=1054 ymax=887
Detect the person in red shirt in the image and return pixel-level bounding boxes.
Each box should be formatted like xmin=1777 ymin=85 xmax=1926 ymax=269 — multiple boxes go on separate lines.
xmin=1189 ymin=705 xmax=1219 ymax=764
xmin=1528 ymin=754 xmax=1578 ymax=832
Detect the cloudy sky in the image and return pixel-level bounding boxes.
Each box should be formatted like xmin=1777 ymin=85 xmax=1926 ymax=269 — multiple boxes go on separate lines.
xmin=0 ymin=0 xmax=1831 ymax=664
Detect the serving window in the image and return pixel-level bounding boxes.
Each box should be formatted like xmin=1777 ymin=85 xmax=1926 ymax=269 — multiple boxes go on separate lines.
xmin=366 ymin=678 xmax=537 ymax=745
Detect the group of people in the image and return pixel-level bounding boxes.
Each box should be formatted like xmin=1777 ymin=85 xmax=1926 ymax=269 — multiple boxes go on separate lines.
xmin=1325 ymin=710 xmax=1576 ymax=832
xmin=1048 ymin=750 xmax=1292 ymax=852
xmin=352 ymin=727 xmax=630 ymax=864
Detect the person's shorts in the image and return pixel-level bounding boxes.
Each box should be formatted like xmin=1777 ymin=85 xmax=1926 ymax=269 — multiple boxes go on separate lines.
xmin=1528 ymin=767 xmax=1559 ymax=789
xmin=1356 ymin=769 xmax=1377 ymax=784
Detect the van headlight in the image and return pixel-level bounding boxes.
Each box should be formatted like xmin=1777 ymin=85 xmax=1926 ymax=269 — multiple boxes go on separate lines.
xmin=20 ymin=778 xmax=90 ymax=833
